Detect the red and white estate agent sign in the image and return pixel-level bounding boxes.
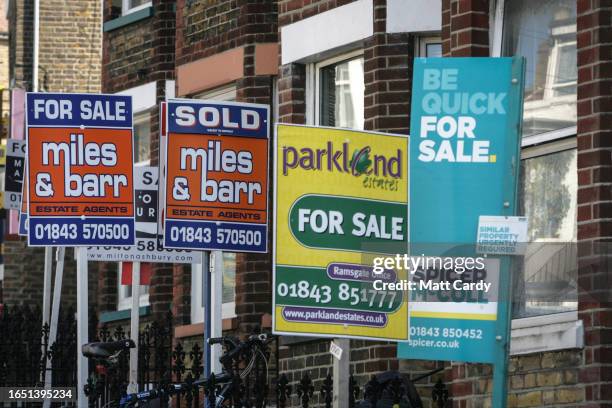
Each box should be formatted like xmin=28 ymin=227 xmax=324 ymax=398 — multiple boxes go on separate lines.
xmin=26 ymin=93 xmax=135 ymax=246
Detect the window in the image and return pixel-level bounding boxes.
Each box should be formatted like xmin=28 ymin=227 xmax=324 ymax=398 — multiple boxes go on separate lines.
xmin=121 ymin=0 xmax=151 ymax=15
xmin=416 ymin=37 xmax=442 ymax=58
xmin=194 ymin=84 xmax=237 ymax=102
xmin=515 ymin=142 xmax=577 ymax=318
xmin=494 ymin=0 xmax=578 ymax=320
xmin=117 ymin=264 xmax=150 ymax=311
xmin=134 ymin=112 xmax=151 ymax=165
xmin=191 ymin=253 xmax=237 ymax=323
xmin=316 ymin=52 xmax=365 ymax=130
xmin=502 ymin=0 xmax=576 ymax=138
xmin=116 ymin=109 xmax=151 ymax=310
xmin=189 ymin=84 xmax=238 ymax=322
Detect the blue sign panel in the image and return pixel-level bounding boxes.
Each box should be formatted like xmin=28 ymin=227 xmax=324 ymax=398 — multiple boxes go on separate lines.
xmin=26 ymin=93 xmax=135 ymax=246
xmin=398 ymin=57 xmax=525 ymax=363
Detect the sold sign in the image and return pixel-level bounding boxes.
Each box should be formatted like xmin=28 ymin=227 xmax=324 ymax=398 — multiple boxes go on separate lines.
xmin=163 ymin=100 xmax=269 ymax=252
xmin=26 ymin=93 xmax=135 ymax=246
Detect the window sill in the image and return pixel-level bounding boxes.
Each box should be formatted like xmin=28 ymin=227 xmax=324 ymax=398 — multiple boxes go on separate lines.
xmin=175 ymin=317 xmax=238 ymax=339
xmin=510 ymin=311 xmax=583 ymax=355
xmin=100 ymin=306 xmax=150 ymax=323
xmin=104 ymin=6 xmax=153 ymax=32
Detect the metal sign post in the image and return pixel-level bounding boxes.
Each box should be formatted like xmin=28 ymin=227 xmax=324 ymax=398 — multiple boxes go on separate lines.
xmin=43 ymin=246 xmax=65 ymax=408
xmin=76 ymin=247 xmax=88 ymax=408
xmin=210 ymin=251 xmax=223 ymax=374
xmin=128 ymin=262 xmax=141 ymax=394
xmin=332 ymin=339 xmax=350 ymax=408
xmin=202 ymin=253 xmax=212 ymax=378
xmin=41 ymin=247 xmax=53 ymax=334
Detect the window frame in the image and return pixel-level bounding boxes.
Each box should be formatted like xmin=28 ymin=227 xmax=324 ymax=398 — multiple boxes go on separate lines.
xmin=133 ymin=110 xmax=152 ymax=167
xmin=491 ymin=0 xmax=577 ymax=142
xmin=415 ymin=36 xmax=442 ymax=58
xmin=309 ymin=49 xmax=365 ymax=129
xmin=190 ymin=260 xmax=237 ymax=324
xmin=121 ymin=0 xmax=152 ymax=16
xmin=115 ymin=106 xmax=151 ymax=311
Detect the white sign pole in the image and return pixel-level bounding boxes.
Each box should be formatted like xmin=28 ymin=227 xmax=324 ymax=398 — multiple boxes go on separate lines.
xmin=76 ymin=247 xmax=89 ymax=408
xmin=128 ymin=262 xmax=141 ymax=393
xmin=43 ymin=246 xmax=65 ymax=408
xmin=332 ymin=339 xmax=350 ymax=408
xmin=210 ymin=251 xmax=223 ymax=374
xmin=201 ymin=254 xmax=211 ymax=378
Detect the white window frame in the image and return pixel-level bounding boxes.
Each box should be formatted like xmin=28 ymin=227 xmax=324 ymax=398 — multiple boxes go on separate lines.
xmin=190 ymin=258 xmax=237 ymax=323
xmin=188 ymin=84 xmax=238 ymax=323
xmin=133 ymin=110 xmax=152 ymax=167
xmin=308 ymin=49 xmax=364 ymax=127
xmin=415 ymin=36 xmax=442 ymax=58
xmin=512 ymin=136 xmax=580 ymax=354
xmin=194 ymin=84 xmax=237 ymax=101
xmin=122 ymin=0 xmax=152 ymax=16
xmin=117 ymin=263 xmax=150 ymax=311
xmin=114 ymin=84 xmax=153 ymax=311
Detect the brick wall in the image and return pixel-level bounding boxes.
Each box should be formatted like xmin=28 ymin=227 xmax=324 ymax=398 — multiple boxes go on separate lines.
xmin=175 ymin=0 xmax=239 ymax=66
xmin=38 ymin=0 xmax=101 ymax=92
xmin=102 ymin=15 xmax=154 ymax=93
xmin=576 ymin=0 xmax=612 ymax=406
xmin=441 ymin=0 xmax=489 ymax=57
xmin=8 ymin=0 xmax=33 ymax=89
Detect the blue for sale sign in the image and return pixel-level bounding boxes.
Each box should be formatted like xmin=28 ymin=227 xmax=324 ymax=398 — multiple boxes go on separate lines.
xmin=398 ymin=57 xmax=525 ymax=363
xmin=163 ymin=100 xmax=269 ymax=252
xmin=26 ymin=93 xmax=135 ymax=246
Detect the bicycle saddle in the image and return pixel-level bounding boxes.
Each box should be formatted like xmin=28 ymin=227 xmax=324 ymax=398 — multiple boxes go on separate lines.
xmin=82 ymin=339 xmax=135 ymax=359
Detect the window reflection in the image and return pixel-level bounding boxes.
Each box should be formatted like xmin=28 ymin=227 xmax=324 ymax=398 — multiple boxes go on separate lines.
xmin=515 ymin=149 xmax=577 ymax=318
xmin=319 ymin=57 xmax=365 ymax=130
xmin=503 ymin=0 xmax=577 ymax=137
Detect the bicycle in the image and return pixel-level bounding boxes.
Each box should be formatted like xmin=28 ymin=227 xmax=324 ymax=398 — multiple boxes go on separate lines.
xmin=82 ymin=333 xmax=274 ymax=408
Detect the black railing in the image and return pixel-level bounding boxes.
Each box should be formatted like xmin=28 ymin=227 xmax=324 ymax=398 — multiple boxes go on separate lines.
xmin=0 ymin=304 xmax=88 ymax=389
xmin=0 ymin=306 xmax=450 ymax=408
xmin=276 ymin=371 xmax=451 ymax=408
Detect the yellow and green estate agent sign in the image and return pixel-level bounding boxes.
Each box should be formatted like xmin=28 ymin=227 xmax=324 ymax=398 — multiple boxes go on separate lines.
xmin=273 ymin=124 xmax=409 ymax=341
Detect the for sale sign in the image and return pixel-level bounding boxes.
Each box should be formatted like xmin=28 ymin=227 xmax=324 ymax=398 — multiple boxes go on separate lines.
xmin=26 ymin=93 xmax=135 ymax=246
xmin=273 ymin=124 xmax=409 ymax=341
xmin=163 ymin=100 xmax=269 ymax=252
xmin=87 ymin=166 xmax=201 ymax=263
xmin=3 ymin=139 xmax=26 ymax=210
xmin=18 ymin=166 xmax=28 ymax=236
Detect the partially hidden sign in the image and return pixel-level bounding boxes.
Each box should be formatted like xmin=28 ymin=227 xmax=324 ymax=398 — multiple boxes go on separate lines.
xmin=26 ymin=93 xmax=135 ymax=246
xmin=4 ymin=139 xmax=26 ymax=210
xmin=163 ymin=100 xmax=269 ymax=252
xmin=273 ymin=124 xmax=409 ymax=341
xmin=87 ymin=166 xmax=201 ymax=263
xmin=398 ymin=57 xmax=525 ymax=363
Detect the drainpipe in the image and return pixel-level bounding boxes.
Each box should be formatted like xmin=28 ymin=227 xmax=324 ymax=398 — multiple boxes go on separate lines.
xmin=33 ymin=0 xmax=40 ymax=92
